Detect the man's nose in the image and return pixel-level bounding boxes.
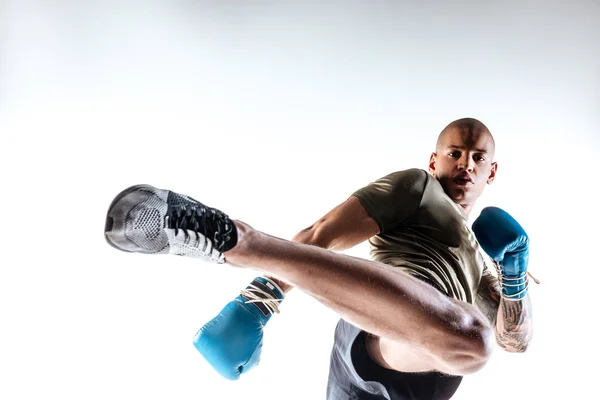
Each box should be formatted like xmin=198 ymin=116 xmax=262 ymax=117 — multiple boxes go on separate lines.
xmin=458 ymin=155 xmax=474 ymax=172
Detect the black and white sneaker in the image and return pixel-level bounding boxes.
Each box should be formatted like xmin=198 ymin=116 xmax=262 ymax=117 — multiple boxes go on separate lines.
xmin=104 ymin=185 xmax=238 ymax=263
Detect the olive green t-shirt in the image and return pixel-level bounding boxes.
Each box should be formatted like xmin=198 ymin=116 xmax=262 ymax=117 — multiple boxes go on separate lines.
xmin=352 ymin=168 xmax=496 ymax=304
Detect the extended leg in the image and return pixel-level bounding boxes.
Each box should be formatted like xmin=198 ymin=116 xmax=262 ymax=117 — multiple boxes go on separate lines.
xmin=226 ymin=221 xmax=494 ymax=375
xmin=105 ymin=184 xmax=494 ymax=375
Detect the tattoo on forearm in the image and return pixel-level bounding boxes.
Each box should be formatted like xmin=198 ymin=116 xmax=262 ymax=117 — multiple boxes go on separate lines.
xmin=502 ymin=299 xmax=524 ymax=325
xmin=476 ymin=283 xmax=533 ymax=352
xmin=497 ymin=296 xmax=533 ymax=352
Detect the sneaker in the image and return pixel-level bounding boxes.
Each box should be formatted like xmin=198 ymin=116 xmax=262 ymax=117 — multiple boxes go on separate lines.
xmin=104 ymin=185 xmax=238 ymax=263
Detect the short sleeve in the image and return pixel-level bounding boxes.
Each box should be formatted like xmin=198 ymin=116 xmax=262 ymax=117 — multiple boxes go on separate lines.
xmin=351 ymin=168 xmax=428 ymax=233
xmin=478 ymin=259 xmax=499 ymax=294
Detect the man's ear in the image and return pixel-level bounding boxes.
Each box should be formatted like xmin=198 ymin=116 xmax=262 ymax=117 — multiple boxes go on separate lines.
xmin=487 ymin=162 xmax=498 ymax=184
xmin=428 ymin=152 xmax=437 ymax=176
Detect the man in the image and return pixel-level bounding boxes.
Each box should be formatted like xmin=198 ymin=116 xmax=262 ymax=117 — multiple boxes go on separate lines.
xmin=104 ymin=117 xmax=534 ymax=400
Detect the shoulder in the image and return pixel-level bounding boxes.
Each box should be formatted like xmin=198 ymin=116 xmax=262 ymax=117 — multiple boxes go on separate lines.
xmin=379 ymin=168 xmax=430 ymax=189
xmin=352 ymin=168 xmax=429 ymax=232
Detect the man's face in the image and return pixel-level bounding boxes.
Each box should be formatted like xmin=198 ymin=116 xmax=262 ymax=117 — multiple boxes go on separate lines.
xmin=428 ymin=128 xmax=497 ymax=206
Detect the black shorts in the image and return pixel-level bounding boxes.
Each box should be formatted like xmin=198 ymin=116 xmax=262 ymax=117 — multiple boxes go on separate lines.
xmin=326 ymin=319 xmax=463 ymax=400
xmin=351 ymin=331 xmax=463 ymax=400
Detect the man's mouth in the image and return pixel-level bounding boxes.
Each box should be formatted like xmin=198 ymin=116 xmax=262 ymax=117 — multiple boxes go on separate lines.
xmin=453 ymin=176 xmax=473 ymax=186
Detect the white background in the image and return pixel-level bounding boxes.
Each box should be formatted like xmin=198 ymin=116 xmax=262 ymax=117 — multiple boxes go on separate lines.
xmin=1 ymin=1 xmax=598 ymax=399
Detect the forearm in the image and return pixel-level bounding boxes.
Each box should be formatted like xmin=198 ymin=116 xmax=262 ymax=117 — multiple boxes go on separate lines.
xmin=476 ymin=279 xmax=533 ymax=352
xmin=495 ymin=294 xmax=533 ymax=352
xmin=473 ymin=207 xmax=535 ymax=353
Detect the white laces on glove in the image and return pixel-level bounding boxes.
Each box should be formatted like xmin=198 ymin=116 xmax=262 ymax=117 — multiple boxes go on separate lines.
xmin=493 ymin=261 xmax=541 ymax=301
xmin=240 ymin=283 xmax=283 ymax=315
xmin=527 ymin=271 xmax=540 ymax=284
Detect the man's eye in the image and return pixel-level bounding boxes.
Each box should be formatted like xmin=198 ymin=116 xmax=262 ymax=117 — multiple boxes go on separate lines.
xmin=449 ymin=152 xmax=460 ymax=158
xmin=475 ymin=155 xmax=486 ymax=162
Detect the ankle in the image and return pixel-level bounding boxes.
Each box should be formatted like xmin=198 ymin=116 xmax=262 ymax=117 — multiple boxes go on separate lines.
xmin=224 ymin=220 xmax=254 ymax=266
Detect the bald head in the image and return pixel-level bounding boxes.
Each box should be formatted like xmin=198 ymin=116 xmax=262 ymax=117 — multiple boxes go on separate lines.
xmin=436 ymin=118 xmax=495 ymax=158
xmin=429 ymin=117 xmax=498 ymax=213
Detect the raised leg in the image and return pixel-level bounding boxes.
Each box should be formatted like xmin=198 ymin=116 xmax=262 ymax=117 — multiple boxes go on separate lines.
xmin=226 ymin=221 xmax=494 ymax=375
xmin=105 ymin=184 xmax=494 ymax=376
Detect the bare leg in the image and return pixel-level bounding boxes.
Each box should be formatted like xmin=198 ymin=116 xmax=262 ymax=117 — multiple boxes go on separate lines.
xmin=104 ymin=185 xmax=493 ymax=375
xmin=226 ymin=221 xmax=494 ymax=376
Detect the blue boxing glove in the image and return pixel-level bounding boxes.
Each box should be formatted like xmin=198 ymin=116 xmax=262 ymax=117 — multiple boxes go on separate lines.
xmin=193 ymin=276 xmax=285 ymax=380
xmin=472 ymin=207 xmax=530 ymax=300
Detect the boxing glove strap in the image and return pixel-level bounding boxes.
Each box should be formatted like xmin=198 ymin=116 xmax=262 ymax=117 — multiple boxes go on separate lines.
xmin=239 ymin=277 xmax=285 ymax=318
xmin=494 ymin=265 xmax=540 ymax=301
xmin=499 ymin=272 xmax=529 ymax=301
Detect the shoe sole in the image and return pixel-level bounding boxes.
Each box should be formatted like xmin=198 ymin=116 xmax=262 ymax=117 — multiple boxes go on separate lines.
xmin=104 ymin=184 xmax=166 ymax=253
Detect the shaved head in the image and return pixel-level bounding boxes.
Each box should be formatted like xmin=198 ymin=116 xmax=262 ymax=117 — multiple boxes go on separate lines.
xmin=429 ymin=117 xmax=498 ymax=214
xmin=436 ymin=118 xmax=495 ymax=158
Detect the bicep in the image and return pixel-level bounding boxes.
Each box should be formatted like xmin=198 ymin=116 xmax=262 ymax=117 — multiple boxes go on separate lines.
xmin=269 ymin=197 xmax=378 ymax=292
xmin=292 ymin=196 xmax=379 ymax=251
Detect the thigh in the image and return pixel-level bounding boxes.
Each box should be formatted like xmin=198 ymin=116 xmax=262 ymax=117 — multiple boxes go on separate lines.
xmin=365 ymin=333 xmax=439 ymax=373
xmin=353 ymin=332 xmax=463 ymax=400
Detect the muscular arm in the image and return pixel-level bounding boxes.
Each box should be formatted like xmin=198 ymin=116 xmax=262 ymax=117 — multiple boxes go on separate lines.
xmin=476 ymin=278 xmax=533 ymax=353
xmin=267 ymin=196 xmax=379 ymax=293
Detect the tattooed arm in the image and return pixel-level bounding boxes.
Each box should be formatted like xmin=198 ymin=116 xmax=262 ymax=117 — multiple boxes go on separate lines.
xmin=476 ymin=278 xmax=533 ymax=353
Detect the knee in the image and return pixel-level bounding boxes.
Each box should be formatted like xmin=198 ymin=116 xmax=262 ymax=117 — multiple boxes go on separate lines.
xmin=442 ymin=315 xmax=495 ymax=375
xmin=462 ymin=318 xmax=495 ymax=373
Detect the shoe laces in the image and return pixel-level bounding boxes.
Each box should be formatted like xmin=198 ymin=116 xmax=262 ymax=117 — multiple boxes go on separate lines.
xmin=165 ymin=205 xmax=233 ymax=253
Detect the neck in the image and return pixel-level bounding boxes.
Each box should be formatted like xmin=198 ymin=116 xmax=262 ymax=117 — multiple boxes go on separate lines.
xmin=459 ymin=202 xmax=474 ymax=216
